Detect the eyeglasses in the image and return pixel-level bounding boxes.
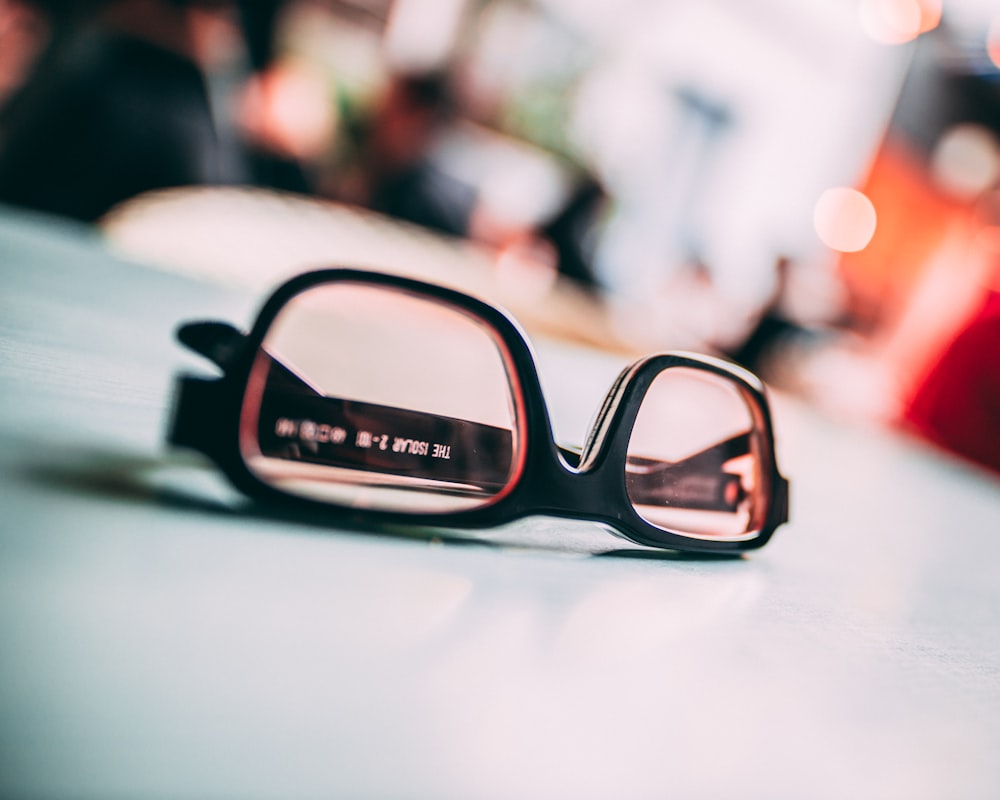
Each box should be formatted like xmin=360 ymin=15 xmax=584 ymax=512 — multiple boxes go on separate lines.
xmin=168 ymin=269 xmax=789 ymax=554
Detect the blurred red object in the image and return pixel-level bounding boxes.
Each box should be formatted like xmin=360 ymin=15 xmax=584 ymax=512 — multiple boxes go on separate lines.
xmin=904 ymin=289 xmax=1000 ymax=475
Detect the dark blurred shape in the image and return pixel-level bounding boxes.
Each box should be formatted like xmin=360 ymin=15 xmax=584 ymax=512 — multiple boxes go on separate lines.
xmin=0 ymin=0 xmax=303 ymax=222
xmin=904 ymin=285 xmax=1000 ymax=475
xmin=536 ymin=174 xmax=606 ymax=291
xmin=890 ymin=19 xmax=1000 ymax=160
xmin=0 ymin=1 xmax=220 ymax=221
xmin=726 ymin=256 xmax=804 ymax=373
xmin=235 ymin=0 xmax=281 ymax=72
xmin=331 ymin=69 xmax=475 ymax=237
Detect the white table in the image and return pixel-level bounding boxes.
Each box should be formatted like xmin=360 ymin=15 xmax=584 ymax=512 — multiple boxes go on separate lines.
xmin=2 ymin=204 xmax=1000 ymax=799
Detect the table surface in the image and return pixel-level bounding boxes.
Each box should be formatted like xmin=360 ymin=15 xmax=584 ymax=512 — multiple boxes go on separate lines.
xmin=3 ymin=204 xmax=1000 ymax=800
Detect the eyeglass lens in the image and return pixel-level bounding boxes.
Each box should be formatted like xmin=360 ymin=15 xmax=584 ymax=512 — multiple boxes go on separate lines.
xmin=239 ymin=282 xmax=523 ymax=513
xmin=626 ymin=367 xmax=766 ymax=541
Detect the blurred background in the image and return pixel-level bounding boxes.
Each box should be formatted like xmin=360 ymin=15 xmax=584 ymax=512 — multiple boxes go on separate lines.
xmin=1 ymin=0 xmax=999 ymax=476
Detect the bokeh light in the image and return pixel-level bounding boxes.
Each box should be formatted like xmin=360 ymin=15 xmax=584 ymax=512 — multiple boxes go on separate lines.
xmin=989 ymin=15 xmax=1000 ymax=70
xmin=916 ymin=0 xmax=943 ymax=33
xmin=859 ymin=0 xmax=940 ymax=45
xmin=813 ymin=187 xmax=878 ymax=252
xmin=931 ymin=124 xmax=1000 ymax=201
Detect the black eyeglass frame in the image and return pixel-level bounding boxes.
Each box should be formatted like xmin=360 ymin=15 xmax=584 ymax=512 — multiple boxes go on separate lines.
xmin=169 ymin=268 xmax=790 ymax=554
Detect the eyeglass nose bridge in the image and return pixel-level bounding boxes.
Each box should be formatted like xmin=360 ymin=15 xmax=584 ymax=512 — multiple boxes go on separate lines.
xmin=515 ymin=416 xmax=636 ymax=526
xmin=517 ymin=445 xmax=633 ymax=530
xmin=513 ymin=358 xmax=649 ymax=520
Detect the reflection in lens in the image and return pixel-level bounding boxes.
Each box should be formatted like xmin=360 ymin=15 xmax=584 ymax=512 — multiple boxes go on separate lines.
xmin=240 ymin=281 xmax=523 ymax=513
xmin=626 ymin=367 xmax=765 ymax=541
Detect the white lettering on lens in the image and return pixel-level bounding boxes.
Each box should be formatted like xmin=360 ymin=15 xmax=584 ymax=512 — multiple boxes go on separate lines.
xmin=275 ymin=418 xmax=297 ymax=438
xmin=378 ymin=434 xmax=389 ymax=450
xmin=356 ymin=431 xmax=373 ymax=448
xmin=392 ymin=437 xmax=431 ymax=455
xmin=276 ymin=418 xmax=349 ymax=446
xmin=432 ymin=443 xmax=451 ymax=460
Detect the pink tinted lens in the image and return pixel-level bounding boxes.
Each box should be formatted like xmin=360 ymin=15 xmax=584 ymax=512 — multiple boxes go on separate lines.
xmin=240 ymin=282 xmax=522 ymax=513
xmin=626 ymin=367 xmax=765 ymax=541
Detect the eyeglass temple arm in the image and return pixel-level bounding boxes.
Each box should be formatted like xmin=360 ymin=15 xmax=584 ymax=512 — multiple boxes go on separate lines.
xmin=621 ymin=435 xmax=749 ymax=511
xmin=260 ymin=353 xmax=748 ymax=513
xmin=560 ymin=436 xmax=749 ymax=473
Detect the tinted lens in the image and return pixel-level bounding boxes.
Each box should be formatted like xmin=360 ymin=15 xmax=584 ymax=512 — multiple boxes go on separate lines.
xmin=626 ymin=366 xmax=766 ymax=541
xmin=240 ymin=281 xmax=523 ymax=513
